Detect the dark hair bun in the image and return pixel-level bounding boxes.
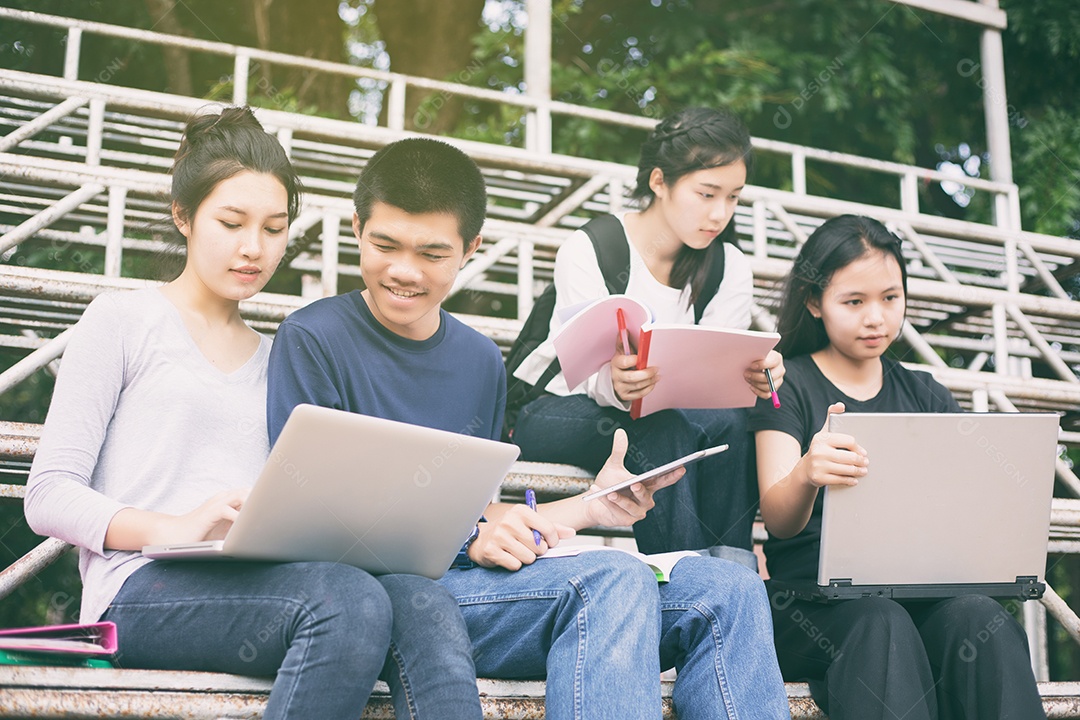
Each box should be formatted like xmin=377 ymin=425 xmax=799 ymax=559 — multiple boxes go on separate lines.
xmin=173 ymin=106 xmax=263 ymax=166
xmin=169 ymin=104 xmax=301 ymax=226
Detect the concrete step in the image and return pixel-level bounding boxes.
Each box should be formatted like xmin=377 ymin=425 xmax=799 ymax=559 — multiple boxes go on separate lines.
xmin=0 ymin=666 xmax=1078 ymax=718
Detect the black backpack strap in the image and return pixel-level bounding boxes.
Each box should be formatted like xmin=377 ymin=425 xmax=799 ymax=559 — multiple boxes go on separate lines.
xmin=580 ymin=215 xmax=631 ymax=295
xmin=501 ymin=215 xmax=631 ymax=440
xmin=694 ymin=241 xmax=727 ymax=323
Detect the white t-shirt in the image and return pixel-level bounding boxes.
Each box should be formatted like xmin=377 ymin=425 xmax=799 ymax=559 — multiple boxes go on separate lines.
xmin=24 ymin=288 xmax=271 ymax=623
xmin=513 ymin=213 xmax=753 ymax=410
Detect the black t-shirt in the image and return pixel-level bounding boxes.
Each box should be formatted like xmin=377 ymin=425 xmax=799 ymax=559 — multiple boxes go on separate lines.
xmin=748 ymin=354 xmax=961 ymax=580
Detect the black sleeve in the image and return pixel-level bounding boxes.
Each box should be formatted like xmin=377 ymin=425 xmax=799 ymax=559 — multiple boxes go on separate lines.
xmin=748 ymin=358 xmax=819 ymax=453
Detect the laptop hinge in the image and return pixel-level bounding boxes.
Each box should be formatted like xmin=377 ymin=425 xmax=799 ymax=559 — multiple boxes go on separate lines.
xmin=1016 ymin=576 xmax=1045 ymax=599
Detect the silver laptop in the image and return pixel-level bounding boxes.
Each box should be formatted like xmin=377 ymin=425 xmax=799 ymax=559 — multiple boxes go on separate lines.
xmin=780 ymin=412 xmax=1058 ymax=602
xmin=143 ymin=404 xmax=520 ymax=579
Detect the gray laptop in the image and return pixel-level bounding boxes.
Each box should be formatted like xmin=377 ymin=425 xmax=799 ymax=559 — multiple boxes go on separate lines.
xmin=775 ymin=412 xmax=1058 ymax=602
xmin=142 ymin=404 xmax=519 ymax=579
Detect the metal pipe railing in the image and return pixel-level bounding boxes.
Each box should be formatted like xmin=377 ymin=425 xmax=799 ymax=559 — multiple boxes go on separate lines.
xmin=0 ymin=329 xmax=72 ymax=396
xmin=0 ymin=538 xmax=70 ymax=603
xmin=0 ymin=183 xmax=104 ymax=254
xmin=0 ymin=96 xmax=88 ymax=153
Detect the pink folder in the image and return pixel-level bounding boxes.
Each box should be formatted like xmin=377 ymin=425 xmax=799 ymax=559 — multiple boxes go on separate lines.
xmin=0 ymin=621 xmax=117 ymax=656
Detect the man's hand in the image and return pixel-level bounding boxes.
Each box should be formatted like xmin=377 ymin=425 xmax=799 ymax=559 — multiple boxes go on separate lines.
xmin=583 ymin=429 xmax=685 ymax=527
xmin=468 ymin=505 xmax=576 ymax=571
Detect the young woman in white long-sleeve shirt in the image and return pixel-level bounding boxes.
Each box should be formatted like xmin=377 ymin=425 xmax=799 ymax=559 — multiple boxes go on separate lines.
xmin=24 ymin=107 xmax=483 ymax=720
xmin=510 ymin=107 xmax=784 ymax=563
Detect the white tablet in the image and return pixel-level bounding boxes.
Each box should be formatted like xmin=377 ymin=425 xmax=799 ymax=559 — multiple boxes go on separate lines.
xmin=581 ymin=444 xmax=728 ymax=502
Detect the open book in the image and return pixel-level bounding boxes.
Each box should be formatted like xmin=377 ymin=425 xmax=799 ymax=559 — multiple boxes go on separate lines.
xmin=551 ymin=294 xmax=780 ymax=419
xmin=538 ymin=544 xmax=700 ymax=583
xmin=0 ymin=621 xmax=117 ymax=657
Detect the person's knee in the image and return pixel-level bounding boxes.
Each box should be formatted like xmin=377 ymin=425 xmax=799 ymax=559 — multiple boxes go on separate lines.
xmin=570 ymin=551 xmax=659 ymax=607
xmin=681 ymin=407 xmax=749 ymax=438
xmin=841 ymin=597 xmax=920 ymax=650
xmin=378 ymin=574 xmax=469 ymax=640
xmin=672 ymin=557 xmax=772 ymax=630
xmin=936 ymin=595 xmax=1012 ymax=631
xmin=717 ymin=557 xmax=765 ymax=594
xmin=561 ymin=552 xmax=661 ymax=662
xmin=937 ymin=595 xmax=1028 ymax=656
xmin=678 ymin=556 xmax=764 ymax=599
xmin=300 ymin=563 xmax=393 ymax=635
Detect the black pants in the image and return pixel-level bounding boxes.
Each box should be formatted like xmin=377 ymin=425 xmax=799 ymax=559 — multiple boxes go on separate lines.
xmin=767 ymin=586 xmax=1045 ymax=720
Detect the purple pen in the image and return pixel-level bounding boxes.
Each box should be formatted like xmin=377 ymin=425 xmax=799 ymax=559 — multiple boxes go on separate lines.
xmin=525 ymin=488 xmax=543 ymax=546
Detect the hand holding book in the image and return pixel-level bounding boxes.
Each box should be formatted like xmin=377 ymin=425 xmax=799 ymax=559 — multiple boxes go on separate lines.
xmin=552 ymin=295 xmax=780 ymax=418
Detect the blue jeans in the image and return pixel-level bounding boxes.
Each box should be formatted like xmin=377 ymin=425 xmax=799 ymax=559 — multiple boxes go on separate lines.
xmin=103 ymin=561 xmax=482 ymax=720
xmin=513 ymin=394 xmax=758 ymax=554
xmin=440 ymin=552 xmax=790 ymax=720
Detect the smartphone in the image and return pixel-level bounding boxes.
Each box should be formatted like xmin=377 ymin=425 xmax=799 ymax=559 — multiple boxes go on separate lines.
xmin=581 ymin=444 xmax=729 ymax=502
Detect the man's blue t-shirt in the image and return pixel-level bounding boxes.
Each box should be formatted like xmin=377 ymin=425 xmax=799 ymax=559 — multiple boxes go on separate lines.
xmin=266 ymin=291 xmax=506 ymax=446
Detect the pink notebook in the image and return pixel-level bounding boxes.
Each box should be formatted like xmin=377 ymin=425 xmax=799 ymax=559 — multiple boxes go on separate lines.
xmin=629 ymin=323 xmax=780 ymax=419
xmin=551 ymin=295 xmax=779 ymax=418
xmin=0 ymin=621 xmax=118 ymax=656
xmin=552 ymin=295 xmax=652 ymax=390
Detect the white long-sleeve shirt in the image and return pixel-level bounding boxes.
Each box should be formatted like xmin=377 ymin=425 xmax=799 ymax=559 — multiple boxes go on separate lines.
xmin=24 ymin=288 xmax=271 ymax=623
xmin=513 ymin=213 xmax=753 ymax=410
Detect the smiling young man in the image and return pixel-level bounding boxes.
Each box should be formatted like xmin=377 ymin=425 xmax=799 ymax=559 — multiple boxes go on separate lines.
xmin=266 ymin=138 xmax=790 ymax=720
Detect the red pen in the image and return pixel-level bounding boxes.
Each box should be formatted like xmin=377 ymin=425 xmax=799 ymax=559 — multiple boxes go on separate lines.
xmin=616 ymin=308 xmax=630 ymax=355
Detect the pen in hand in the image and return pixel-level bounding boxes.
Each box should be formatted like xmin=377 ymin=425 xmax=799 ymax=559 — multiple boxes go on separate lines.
xmin=616 ymin=308 xmax=630 ymax=355
xmin=764 ymin=367 xmax=781 ymax=409
xmin=525 ymin=488 xmax=542 ymax=547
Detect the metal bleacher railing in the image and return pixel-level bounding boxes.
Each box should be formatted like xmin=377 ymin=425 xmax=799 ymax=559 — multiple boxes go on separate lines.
xmin=2 ymin=6 xmax=1080 ymax=718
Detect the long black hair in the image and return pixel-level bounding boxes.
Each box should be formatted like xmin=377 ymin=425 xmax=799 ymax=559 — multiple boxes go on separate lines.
xmin=775 ymin=215 xmax=908 ymax=358
xmin=633 ymin=107 xmax=753 ymax=306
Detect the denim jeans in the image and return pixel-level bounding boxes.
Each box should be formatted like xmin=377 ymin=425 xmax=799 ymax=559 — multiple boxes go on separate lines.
xmin=103 ymin=560 xmax=482 ymax=720
xmin=440 ymin=551 xmax=790 ymax=720
xmin=513 ymin=393 xmax=758 ymax=554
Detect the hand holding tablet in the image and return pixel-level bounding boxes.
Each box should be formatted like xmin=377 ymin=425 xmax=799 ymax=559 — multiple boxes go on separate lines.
xmin=581 ymin=444 xmax=729 ymax=502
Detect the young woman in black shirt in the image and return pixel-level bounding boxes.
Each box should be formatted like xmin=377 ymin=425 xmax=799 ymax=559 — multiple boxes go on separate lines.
xmin=749 ymin=215 xmax=1044 ymax=720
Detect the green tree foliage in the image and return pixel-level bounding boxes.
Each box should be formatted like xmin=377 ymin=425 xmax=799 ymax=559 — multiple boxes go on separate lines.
xmin=1003 ymin=2 xmax=1080 ymax=240
xmin=0 ymin=0 xmax=351 ymax=116
xmin=406 ymin=0 xmax=1077 ymax=240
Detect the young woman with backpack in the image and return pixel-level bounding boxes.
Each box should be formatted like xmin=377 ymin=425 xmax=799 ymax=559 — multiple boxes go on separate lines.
xmin=508 ymin=107 xmax=784 ymax=562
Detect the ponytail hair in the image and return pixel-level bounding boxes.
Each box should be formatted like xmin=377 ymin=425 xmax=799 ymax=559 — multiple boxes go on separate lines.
xmin=633 ymin=107 xmax=753 ymax=307
xmin=775 ymin=215 xmax=908 ymax=358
